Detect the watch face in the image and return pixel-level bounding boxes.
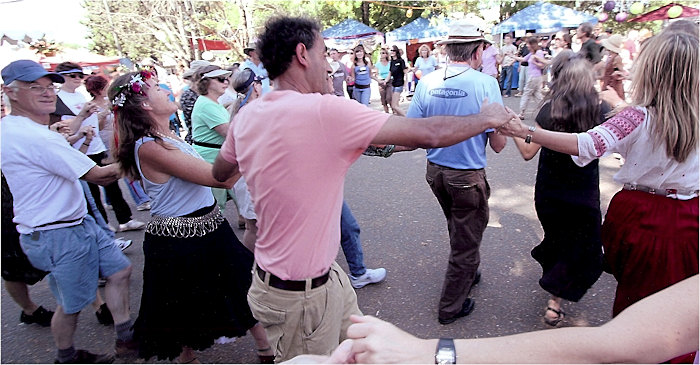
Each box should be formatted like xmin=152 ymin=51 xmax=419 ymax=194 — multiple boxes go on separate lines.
xmin=435 ymin=348 xmax=456 ymax=364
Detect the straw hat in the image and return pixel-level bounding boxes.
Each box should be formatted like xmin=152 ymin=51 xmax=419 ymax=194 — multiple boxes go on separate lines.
xmin=602 ymin=34 xmax=624 ymax=54
xmin=183 ymin=60 xmax=211 ymax=79
xmin=437 ymin=20 xmax=487 ymax=45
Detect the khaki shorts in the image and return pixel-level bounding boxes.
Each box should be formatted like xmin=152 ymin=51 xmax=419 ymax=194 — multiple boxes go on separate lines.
xmin=247 ymin=261 xmax=361 ymax=362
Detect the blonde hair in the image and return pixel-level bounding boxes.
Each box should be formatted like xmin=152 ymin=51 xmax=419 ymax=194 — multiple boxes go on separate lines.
xmin=630 ymin=31 xmax=698 ymax=163
xmin=418 ymin=44 xmax=431 ymax=57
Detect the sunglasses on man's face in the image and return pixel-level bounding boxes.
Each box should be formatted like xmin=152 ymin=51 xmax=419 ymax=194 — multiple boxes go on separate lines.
xmin=66 ymin=73 xmax=84 ymax=79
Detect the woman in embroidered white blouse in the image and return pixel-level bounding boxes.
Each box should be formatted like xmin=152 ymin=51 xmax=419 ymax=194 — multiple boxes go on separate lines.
xmin=499 ymin=29 xmax=698 ymax=362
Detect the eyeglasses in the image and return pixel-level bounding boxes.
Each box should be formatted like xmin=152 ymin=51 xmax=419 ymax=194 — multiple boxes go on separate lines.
xmin=214 ymin=77 xmax=229 ymax=83
xmin=66 ymin=73 xmax=84 ymax=79
xmin=355 ymin=50 xmax=363 ymax=53
xmin=13 ymin=84 xmax=61 ymax=95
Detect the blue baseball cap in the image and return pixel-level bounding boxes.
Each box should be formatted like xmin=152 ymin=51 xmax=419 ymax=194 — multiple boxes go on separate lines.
xmin=1 ymin=59 xmax=65 ymax=85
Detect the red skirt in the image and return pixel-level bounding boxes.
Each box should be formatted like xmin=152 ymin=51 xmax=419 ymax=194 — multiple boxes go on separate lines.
xmin=603 ymin=189 xmax=698 ymax=315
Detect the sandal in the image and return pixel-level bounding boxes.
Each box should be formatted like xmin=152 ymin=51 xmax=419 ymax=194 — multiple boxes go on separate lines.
xmin=543 ymin=306 xmax=565 ymax=326
xmin=256 ymin=347 xmax=275 ymax=364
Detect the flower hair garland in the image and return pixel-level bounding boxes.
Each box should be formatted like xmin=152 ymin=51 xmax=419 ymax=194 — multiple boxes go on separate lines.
xmin=111 ymin=70 xmax=154 ymax=109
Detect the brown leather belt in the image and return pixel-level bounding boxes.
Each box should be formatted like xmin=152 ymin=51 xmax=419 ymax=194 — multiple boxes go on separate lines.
xmin=256 ymin=266 xmax=330 ymax=291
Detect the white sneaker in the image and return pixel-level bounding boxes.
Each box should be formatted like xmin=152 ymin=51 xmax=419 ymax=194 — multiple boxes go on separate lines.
xmin=136 ymin=202 xmax=151 ymax=211
xmin=349 ymin=268 xmax=387 ymax=289
xmin=118 ymin=220 xmax=146 ymax=232
xmin=114 ymin=238 xmax=133 ymax=251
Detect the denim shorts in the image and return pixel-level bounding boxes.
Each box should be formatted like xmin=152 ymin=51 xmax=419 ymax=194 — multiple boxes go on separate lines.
xmin=392 ymin=86 xmax=404 ymax=93
xmin=19 ymin=215 xmax=131 ymax=314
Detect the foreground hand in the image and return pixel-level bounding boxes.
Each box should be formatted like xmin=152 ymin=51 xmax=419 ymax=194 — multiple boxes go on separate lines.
xmin=346 ymin=315 xmax=433 ymax=364
xmin=480 ymin=98 xmax=519 ymax=129
xmin=283 ymin=340 xmax=355 ymax=364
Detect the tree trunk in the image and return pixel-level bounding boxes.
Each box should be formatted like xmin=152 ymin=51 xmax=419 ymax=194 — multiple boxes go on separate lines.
xmin=361 ymin=1 xmax=370 ymax=25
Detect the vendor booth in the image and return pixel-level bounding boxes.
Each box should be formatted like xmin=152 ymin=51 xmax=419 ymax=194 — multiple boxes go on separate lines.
xmin=385 ymin=16 xmax=450 ymax=65
xmin=492 ymin=2 xmax=598 ymax=34
xmin=322 ymin=19 xmax=383 ymax=52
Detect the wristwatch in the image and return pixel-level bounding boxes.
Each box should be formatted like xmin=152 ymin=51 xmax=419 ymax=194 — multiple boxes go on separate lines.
xmin=435 ymin=338 xmax=456 ymax=364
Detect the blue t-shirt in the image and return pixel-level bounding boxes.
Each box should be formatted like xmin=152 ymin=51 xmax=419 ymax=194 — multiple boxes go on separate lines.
xmin=415 ymin=56 xmax=438 ymax=77
xmin=354 ymin=64 xmax=371 ymax=86
xmin=159 ymin=83 xmax=177 ymax=121
xmin=406 ymin=65 xmax=503 ymax=169
xmin=375 ymin=61 xmax=390 ymax=80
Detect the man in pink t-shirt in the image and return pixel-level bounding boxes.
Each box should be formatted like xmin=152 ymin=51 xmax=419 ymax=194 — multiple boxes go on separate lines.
xmin=212 ymin=16 xmax=516 ymax=362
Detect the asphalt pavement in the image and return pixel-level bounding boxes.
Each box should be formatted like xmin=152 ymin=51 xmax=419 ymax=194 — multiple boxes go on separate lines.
xmin=1 ymin=92 xmax=622 ymax=363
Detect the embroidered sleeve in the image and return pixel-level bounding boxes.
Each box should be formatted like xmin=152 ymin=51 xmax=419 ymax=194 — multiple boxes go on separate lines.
xmin=573 ymin=107 xmax=644 ymax=166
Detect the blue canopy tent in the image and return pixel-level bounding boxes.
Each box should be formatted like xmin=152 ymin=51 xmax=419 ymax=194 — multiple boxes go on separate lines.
xmin=322 ymin=19 xmax=383 ymax=51
xmin=385 ymin=17 xmax=450 ymax=43
xmin=492 ymin=2 xmax=598 ymax=34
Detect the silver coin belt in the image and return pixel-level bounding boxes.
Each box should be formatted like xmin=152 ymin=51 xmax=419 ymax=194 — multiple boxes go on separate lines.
xmin=146 ymin=206 xmax=225 ymax=238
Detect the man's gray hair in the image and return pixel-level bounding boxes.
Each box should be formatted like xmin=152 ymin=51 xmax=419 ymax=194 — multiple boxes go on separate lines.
xmin=445 ymin=41 xmax=483 ymax=62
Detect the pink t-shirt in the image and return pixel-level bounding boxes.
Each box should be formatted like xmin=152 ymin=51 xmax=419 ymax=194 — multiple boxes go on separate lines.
xmin=524 ymin=50 xmax=546 ymax=78
xmin=220 ymin=90 xmax=389 ymax=280
xmin=480 ymin=45 xmax=499 ymax=76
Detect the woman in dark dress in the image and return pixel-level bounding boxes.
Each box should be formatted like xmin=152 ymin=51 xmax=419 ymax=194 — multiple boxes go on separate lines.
xmin=511 ymin=51 xmax=609 ymax=326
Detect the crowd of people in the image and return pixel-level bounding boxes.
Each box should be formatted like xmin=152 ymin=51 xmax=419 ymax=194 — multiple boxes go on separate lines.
xmin=0 ymin=11 xmax=697 ymax=365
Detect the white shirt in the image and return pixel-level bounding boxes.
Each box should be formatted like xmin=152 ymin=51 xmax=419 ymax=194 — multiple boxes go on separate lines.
xmin=241 ymin=59 xmax=271 ymax=94
xmin=1 ymin=115 xmax=96 ymax=233
xmin=575 ymin=106 xmax=698 ymax=199
xmin=218 ymin=88 xmax=237 ymax=107
xmin=58 ymin=90 xmax=107 ymax=155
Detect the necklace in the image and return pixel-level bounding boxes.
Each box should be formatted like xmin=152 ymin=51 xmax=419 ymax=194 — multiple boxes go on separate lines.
xmin=152 ymin=130 xmax=184 ymax=143
xmin=443 ymin=63 xmax=471 ymax=81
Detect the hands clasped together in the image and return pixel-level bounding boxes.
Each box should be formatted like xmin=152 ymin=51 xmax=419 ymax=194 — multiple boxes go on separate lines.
xmin=284 ymin=315 xmax=432 ymax=364
xmin=480 ymin=98 xmax=528 ymax=139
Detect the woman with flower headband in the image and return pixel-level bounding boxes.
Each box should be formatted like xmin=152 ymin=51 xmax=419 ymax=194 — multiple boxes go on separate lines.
xmin=109 ymin=70 xmax=274 ymax=363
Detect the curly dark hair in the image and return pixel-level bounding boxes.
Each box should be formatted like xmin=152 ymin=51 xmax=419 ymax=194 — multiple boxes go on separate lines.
xmin=85 ymin=75 xmax=109 ymax=97
xmin=54 ymin=62 xmax=82 ymax=73
xmin=257 ymin=16 xmax=321 ymax=80
xmin=108 ymin=72 xmax=160 ymax=180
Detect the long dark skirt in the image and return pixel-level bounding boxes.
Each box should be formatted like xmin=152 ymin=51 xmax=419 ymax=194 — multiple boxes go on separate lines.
xmin=532 ymin=197 xmax=604 ymax=302
xmin=133 ymin=218 xmax=257 ymax=360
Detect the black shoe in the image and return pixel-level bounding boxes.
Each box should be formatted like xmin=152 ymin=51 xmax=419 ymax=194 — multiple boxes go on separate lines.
xmin=20 ymin=306 xmax=54 ymax=327
xmin=438 ymin=298 xmax=475 ymax=325
xmin=54 ymin=349 xmax=114 ymax=364
xmin=95 ymin=304 xmax=114 ymax=326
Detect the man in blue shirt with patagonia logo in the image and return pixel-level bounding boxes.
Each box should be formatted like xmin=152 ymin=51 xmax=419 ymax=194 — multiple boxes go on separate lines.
xmin=407 ymin=20 xmax=507 ymax=325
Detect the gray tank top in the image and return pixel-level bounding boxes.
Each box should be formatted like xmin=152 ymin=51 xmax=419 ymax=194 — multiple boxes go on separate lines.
xmin=135 ymin=136 xmax=215 ymax=217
